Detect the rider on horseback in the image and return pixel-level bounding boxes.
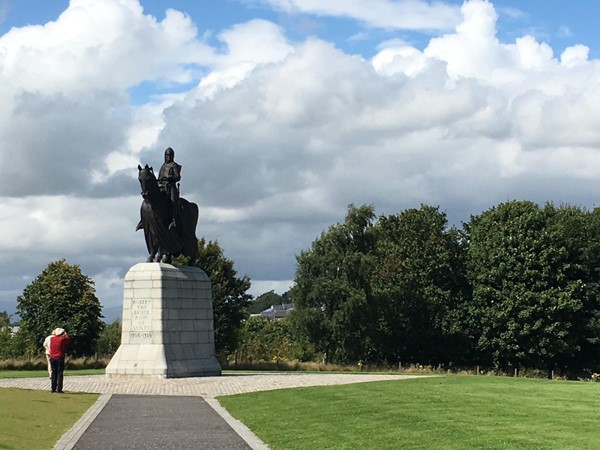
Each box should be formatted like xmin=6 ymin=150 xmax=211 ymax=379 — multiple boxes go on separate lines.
xmin=158 ymin=147 xmax=181 ymax=229
xmin=137 ymin=163 xmax=199 ymax=264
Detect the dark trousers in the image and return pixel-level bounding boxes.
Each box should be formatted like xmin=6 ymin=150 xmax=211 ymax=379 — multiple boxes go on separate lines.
xmin=50 ymin=357 xmax=65 ymax=392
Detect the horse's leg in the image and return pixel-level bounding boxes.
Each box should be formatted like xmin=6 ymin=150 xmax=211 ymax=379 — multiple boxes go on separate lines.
xmin=147 ymin=247 xmax=158 ymax=262
xmin=154 ymin=246 xmax=165 ymax=263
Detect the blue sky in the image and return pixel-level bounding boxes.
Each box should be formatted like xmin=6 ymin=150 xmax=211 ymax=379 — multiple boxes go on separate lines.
xmin=3 ymin=0 xmax=600 ymax=103
xmin=2 ymin=0 xmax=600 ymax=319
xmin=3 ymin=1 xmax=599 ymax=53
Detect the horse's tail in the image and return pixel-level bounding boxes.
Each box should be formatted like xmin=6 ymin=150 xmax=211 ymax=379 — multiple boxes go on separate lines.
xmin=179 ymin=200 xmax=199 ymax=263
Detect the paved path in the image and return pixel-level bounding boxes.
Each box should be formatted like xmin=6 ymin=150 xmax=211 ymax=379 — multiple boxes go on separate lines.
xmin=0 ymin=373 xmax=425 ymax=449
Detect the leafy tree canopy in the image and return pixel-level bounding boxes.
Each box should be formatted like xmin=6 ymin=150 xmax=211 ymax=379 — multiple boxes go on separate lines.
xmin=293 ymin=204 xmax=378 ymax=364
xmin=0 ymin=311 xmax=10 ymax=329
xmin=466 ymin=201 xmax=600 ymax=371
xmin=372 ymin=205 xmax=470 ymax=365
xmin=95 ymin=319 xmax=121 ymax=357
xmin=16 ymin=259 xmax=104 ymax=357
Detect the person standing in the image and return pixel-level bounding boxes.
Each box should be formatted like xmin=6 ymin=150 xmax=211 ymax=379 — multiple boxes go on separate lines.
xmin=43 ymin=329 xmax=55 ymax=378
xmin=48 ymin=328 xmax=70 ymax=393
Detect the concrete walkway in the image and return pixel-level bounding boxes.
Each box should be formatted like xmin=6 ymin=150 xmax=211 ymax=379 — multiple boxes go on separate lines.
xmin=0 ymin=373 xmax=424 ymax=449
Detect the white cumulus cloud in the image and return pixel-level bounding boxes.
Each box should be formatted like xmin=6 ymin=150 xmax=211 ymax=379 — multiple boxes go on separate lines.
xmin=3 ymin=0 xmax=600 ymax=313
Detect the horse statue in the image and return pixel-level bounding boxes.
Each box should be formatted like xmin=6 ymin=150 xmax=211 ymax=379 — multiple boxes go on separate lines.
xmin=136 ymin=164 xmax=198 ymax=264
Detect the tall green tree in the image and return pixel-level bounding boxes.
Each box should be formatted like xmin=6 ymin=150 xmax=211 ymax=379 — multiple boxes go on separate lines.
xmin=465 ymin=201 xmax=596 ymax=373
xmin=0 ymin=311 xmax=10 ymax=328
xmin=95 ymin=319 xmax=122 ymax=357
xmin=556 ymin=206 xmax=600 ymax=373
xmin=293 ymin=204 xmax=377 ymax=363
xmin=177 ymin=238 xmax=251 ymax=358
xmin=0 ymin=312 xmax=13 ymax=359
xmin=16 ymin=260 xmax=104 ymax=357
xmin=373 ymin=205 xmax=470 ymax=365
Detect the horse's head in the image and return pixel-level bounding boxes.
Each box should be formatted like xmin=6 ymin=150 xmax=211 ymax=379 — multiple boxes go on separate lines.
xmin=138 ymin=164 xmax=157 ymax=199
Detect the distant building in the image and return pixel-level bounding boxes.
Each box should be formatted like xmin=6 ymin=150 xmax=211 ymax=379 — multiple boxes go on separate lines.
xmin=10 ymin=326 xmax=20 ymax=335
xmin=260 ymin=303 xmax=294 ymax=319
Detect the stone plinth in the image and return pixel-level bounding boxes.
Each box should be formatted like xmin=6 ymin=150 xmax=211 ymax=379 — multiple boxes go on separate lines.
xmin=106 ymin=263 xmax=221 ymax=378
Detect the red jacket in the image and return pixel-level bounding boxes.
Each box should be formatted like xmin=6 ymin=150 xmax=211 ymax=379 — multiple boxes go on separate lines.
xmin=49 ymin=333 xmax=70 ymax=358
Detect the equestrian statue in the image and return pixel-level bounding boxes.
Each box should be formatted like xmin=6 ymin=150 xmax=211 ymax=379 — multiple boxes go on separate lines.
xmin=136 ymin=147 xmax=198 ymax=264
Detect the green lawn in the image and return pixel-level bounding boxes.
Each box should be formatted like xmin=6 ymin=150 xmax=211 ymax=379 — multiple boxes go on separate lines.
xmin=218 ymin=375 xmax=600 ymax=449
xmin=1 ymin=373 xmax=599 ymax=449
xmin=0 ymin=388 xmax=98 ymax=450
xmin=0 ymin=370 xmax=102 ymax=450
xmin=0 ymin=368 xmax=105 ymax=378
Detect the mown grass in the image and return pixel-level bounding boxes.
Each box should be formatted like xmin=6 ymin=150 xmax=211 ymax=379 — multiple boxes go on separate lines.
xmin=1 ymin=371 xmax=599 ymax=449
xmin=0 ymin=368 xmax=105 ymax=378
xmin=0 ymin=388 xmax=98 ymax=450
xmin=0 ymin=356 xmax=110 ymax=372
xmin=218 ymin=375 xmax=600 ymax=450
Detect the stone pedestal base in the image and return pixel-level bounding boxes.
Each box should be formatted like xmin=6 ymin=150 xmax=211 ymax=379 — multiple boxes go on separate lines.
xmin=106 ymin=263 xmax=221 ymax=378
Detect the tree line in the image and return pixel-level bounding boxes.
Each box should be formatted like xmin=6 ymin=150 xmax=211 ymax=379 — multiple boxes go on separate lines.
xmin=3 ymin=200 xmax=599 ymax=378
xmin=0 ymin=238 xmax=251 ymax=361
xmin=289 ymin=202 xmax=600 ymax=377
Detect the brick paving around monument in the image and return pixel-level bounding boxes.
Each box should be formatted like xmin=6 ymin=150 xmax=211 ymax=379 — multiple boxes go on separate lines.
xmin=0 ymin=373 xmax=428 ymax=450
xmin=0 ymin=372 xmax=424 ymax=397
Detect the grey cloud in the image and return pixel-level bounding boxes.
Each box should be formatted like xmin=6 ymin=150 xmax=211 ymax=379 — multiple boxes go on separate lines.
xmin=0 ymin=91 xmax=128 ymax=196
xmin=85 ymin=171 xmax=140 ymax=199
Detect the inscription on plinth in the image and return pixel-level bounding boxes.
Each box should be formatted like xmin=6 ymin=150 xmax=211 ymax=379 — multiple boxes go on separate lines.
xmin=130 ymin=298 xmax=153 ymax=343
